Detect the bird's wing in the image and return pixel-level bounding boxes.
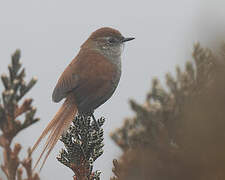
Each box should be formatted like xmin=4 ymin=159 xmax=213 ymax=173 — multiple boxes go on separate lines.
xmin=52 ymin=56 xmax=80 ymax=102
xmin=52 ymin=49 xmax=117 ymax=104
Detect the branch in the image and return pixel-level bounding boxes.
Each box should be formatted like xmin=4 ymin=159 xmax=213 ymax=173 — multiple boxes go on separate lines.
xmin=0 ymin=50 xmax=40 ymax=180
xmin=57 ymin=114 xmax=104 ymax=180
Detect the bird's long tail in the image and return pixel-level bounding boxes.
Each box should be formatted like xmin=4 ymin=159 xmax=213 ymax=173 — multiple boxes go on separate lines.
xmin=31 ymin=94 xmax=77 ymax=171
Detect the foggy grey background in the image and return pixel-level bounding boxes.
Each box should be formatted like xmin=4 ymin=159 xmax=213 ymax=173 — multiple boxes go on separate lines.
xmin=0 ymin=0 xmax=225 ymax=179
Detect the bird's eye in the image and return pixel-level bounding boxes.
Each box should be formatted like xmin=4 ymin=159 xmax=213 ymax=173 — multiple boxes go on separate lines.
xmin=108 ymin=37 xmax=116 ymax=44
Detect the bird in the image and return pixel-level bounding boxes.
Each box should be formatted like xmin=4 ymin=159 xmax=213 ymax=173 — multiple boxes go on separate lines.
xmin=31 ymin=27 xmax=134 ymax=170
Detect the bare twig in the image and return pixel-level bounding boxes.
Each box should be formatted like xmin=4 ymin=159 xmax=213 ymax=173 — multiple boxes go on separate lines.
xmin=57 ymin=114 xmax=104 ymax=180
xmin=0 ymin=50 xmax=40 ymax=180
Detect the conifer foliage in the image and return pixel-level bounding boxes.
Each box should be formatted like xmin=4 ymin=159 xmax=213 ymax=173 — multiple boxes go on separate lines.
xmin=0 ymin=50 xmax=39 ymax=180
xmin=111 ymin=43 xmax=225 ymax=180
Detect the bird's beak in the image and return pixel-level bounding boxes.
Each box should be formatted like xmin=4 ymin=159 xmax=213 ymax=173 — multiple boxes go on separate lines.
xmin=121 ymin=37 xmax=135 ymax=43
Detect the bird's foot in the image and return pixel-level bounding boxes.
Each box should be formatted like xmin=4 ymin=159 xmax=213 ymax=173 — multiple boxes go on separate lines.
xmin=91 ymin=114 xmax=100 ymax=130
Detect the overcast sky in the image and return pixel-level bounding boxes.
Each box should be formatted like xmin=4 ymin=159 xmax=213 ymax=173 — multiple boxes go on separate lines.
xmin=0 ymin=0 xmax=225 ymax=179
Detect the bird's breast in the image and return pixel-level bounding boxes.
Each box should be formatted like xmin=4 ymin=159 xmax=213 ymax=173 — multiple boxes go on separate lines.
xmin=72 ymin=50 xmax=121 ymax=113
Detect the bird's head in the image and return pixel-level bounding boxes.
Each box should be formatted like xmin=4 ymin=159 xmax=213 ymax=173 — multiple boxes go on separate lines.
xmin=81 ymin=27 xmax=134 ymax=59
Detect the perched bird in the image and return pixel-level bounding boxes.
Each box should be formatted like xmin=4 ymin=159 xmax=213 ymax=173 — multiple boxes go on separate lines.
xmin=31 ymin=27 xmax=134 ymax=169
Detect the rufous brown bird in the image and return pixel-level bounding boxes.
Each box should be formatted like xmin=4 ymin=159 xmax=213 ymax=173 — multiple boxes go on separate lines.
xmin=31 ymin=27 xmax=134 ymax=170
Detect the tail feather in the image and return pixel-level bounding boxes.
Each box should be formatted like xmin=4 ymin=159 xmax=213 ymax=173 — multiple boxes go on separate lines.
xmin=31 ymin=95 xmax=77 ymax=170
xmin=31 ymin=103 xmax=66 ymax=153
xmin=33 ymin=120 xmax=60 ymax=170
xmin=39 ymin=112 xmax=74 ymax=170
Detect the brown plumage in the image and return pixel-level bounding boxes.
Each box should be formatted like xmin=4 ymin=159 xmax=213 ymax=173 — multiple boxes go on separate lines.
xmin=31 ymin=27 xmax=134 ymax=170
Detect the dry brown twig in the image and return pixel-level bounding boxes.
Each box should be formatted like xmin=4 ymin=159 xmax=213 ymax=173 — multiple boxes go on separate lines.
xmin=111 ymin=43 xmax=225 ymax=180
xmin=0 ymin=50 xmax=40 ymax=180
xmin=57 ymin=114 xmax=104 ymax=180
